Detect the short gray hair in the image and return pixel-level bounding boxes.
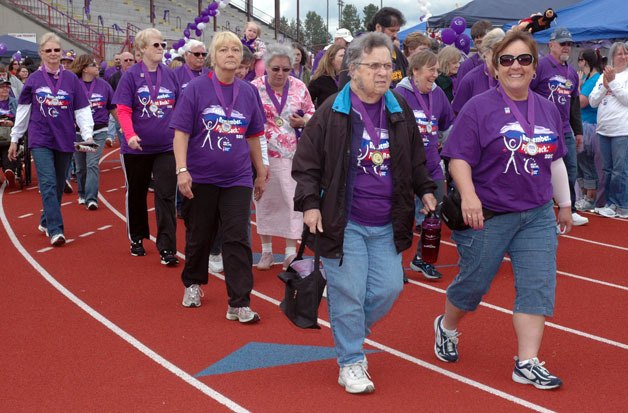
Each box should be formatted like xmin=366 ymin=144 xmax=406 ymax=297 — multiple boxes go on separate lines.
xmin=264 ymin=44 xmax=295 ymax=67
xmin=184 ymin=39 xmax=206 ymax=52
xmin=345 ymin=32 xmax=393 ymax=69
xmin=480 ymin=28 xmax=505 ymax=57
xmin=608 ymin=42 xmax=628 ymax=68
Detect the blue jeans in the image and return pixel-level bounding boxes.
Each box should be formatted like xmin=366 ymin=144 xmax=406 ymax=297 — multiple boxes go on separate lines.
xmin=564 ymin=132 xmax=578 ymax=211
xmin=576 ymin=123 xmax=599 ymax=190
xmin=447 ymin=201 xmax=558 ymax=316
xmin=321 ymin=221 xmax=404 ymax=366
xmin=107 ymin=115 xmax=123 ymax=143
xmin=74 ymin=130 xmax=107 ymax=204
xmin=31 ymin=148 xmax=74 ymax=237
xmin=598 ymin=134 xmax=628 ymax=213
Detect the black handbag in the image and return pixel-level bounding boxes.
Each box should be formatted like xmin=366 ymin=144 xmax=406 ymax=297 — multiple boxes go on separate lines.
xmin=441 ymin=187 xmax=503 ymax=231
xmin=277 ymin=230 xmax=326 ymax=329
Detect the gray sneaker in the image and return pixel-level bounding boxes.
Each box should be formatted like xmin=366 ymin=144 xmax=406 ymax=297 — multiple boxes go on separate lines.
xmin=575 ymin=197 xmax=595 ymax=212
xmin=182 ymin=284 xmax=203 ymax=308
xmin=338 ymin=360 xmax=375 ymax=394
xmin=226 ymin=306 xmax=260 ymax=323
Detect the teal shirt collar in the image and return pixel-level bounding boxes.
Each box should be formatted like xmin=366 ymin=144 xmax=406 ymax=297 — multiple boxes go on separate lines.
xmin=332 ymin=82 xmax=403 ymax=115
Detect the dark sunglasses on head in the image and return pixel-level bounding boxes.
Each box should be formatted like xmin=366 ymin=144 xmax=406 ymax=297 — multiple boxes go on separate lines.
xmin=188 ymin=51 xmax=208 ymax=58
xmin=498 ymin=53 xmax=534 ymax=67
xmin=43 ymin=48 xmax=62 ymax=54
xmin=152 ymin=42 xmax=167 ymax=49
xmin=270 ymin=67 xmax=291 ymax=73
xmin=560 ymin=41 xmax=573 ymax=47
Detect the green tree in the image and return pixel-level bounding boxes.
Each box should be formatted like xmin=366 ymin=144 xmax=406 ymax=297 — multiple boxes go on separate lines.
xmin=341 ymin=4 xmax=361 ymax=36
xmin=362 ymin=4 xmax=380 ymax=32
xmin=303 ymin=11 xmax=329 ymax=49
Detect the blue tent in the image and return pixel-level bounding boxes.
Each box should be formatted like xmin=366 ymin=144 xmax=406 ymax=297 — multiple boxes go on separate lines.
xmin=505 ymin=0 xmax=628 ymax=43
xmin=0 ymin=34 xmax=40 ymax=59
xmin=398 ymin=22 xmax=427 ymax=42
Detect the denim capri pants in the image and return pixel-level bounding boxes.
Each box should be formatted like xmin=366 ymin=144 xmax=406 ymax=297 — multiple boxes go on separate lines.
xmin=446 ymin=201 xmax=558 ymax=316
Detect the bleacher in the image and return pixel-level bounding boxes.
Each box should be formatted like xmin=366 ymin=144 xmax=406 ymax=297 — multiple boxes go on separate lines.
xmin=44 ymin=0 xmax=292 ymax=60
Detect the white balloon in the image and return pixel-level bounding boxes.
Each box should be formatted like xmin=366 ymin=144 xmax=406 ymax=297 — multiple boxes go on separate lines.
xmin=169 ymin=48 xmax=176 ymax=55
xmin=178 ymin=47 xmax=185 ymax=54
xmin=219 ymin=0 xmax=228 ymax=9
xmin=197 ymin=22 xmax=206 ymax=30
xmin=215 ymin=10 xmax=221 ymax=16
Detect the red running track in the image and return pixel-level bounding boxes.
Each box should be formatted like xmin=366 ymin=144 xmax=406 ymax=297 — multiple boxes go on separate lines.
xmin=1 ymin=146 xmax=627 ymax=412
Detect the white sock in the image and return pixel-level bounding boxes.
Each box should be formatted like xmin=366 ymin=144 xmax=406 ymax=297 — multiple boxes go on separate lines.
xmin=441 ymin=319 xmax=458 ymax=336
xmin=285 ymin=246 xmax=297 ymax=257
xmin=518 ymin=358 xmax=532 ymax=366
xmin=262 ymin=243 xmax=273 ymax=253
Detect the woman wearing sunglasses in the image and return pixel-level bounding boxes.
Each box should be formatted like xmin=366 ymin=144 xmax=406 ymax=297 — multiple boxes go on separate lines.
xmin=452 ymin=28 xmax=505 ymax=114
xmin=70 ymin=54 xmax=117 ymax=211
xmin=251 ymin=44 xmax=315 ymax=271
xmin=171 ymin=32 xmax=267 ymax=321
xmin=8 ymin=32 xmax=94 ymax=246
xmin=113 ymin=28 xmax=179 ymax=265
xmin=435 ymin=31 xmax=571 ymax=390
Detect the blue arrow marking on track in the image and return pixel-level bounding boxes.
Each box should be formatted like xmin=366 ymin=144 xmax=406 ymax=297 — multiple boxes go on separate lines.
xmin=195 ymin=342 xmax=379 ymax=377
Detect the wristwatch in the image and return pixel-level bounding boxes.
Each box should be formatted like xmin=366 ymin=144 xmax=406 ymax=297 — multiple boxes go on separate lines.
xmin=176 ymin=167 xmax=188 ymax=175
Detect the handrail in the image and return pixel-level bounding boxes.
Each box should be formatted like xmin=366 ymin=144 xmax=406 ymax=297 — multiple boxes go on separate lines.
xmin=6 ymin=0 xmax=105 ymax=58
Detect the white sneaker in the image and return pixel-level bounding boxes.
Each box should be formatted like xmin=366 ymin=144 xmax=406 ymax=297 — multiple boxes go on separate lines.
xmin=575 ymin=198 xmax=595 ymax=212
xmin=78 ymin=197 xmax=86 ymax=205
xmin=37 ymin=224 xmax=48 ymax=236
xmin=50 ymin=233 xmax=66 ymax=246
xmin=596 ymin=205 xmax=617 ymax=218
xmin=571 ymin=212 xmax=589 ymax=226
xmin=226 ymin=306 xmax=260 ymax=323
xmin=182 ymin=284 xmax=203 ymax=308
xmin=338 ymin=360 xmax=375 ymax=394
xmin=208 ymin=253 xmax=224 ymax=273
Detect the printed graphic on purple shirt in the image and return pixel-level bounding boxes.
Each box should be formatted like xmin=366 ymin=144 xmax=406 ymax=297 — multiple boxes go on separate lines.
xmin=350 ymin=105 xmax=394 ymax=227
xmin=442 ymin=89 xmax=565 ymax=212
xmin=84 ymin=79 xmax=115 ymax=125
xmin=0 ymin=100 xmax=13 ymax=119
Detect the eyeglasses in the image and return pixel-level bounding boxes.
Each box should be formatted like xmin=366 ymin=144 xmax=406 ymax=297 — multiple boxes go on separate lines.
xmin=43 ymin=48 xmax=61 ymax=54
xmin=270 ymin=67 xmax=291 ymax=73
xmin=559 ymin=41 xmax=573 ymax=47
xmin=498 ymin=53 xmax=534 ymax=67
xmin=578 ymin=58 xmax=585 ymax=62
xmin=188 ymin=51 xmax=208 ymax=58
xmin=123 ymin=59 xmax=134 ymax=62
xmin=87 ymin=62 xmax=98 ymax=67
xmin=356 ymin=62 xmax=394 ymax=71
xmin=152 ymin=42 xmax=167 ymax=49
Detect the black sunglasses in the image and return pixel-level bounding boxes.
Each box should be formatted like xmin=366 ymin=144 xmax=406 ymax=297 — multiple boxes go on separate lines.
xmin=498 ymin=53 xmax=534 ymax=67
xmin=87 ymin=62 xmax=98 ymax=67
xmin=559 ymin=41 xmax=573 ymax=47
xmin=43 ymin=48 xmax=62 ymax=54
xmin=152 ymin=42 xmax=167 ymax=49
xmin=123 ymin=59 xmax=134 ymax=62
xmin=270 ymin=67 xmax=291 ymax=73
xmin=188 ymin=51 xmax=208 ymax=58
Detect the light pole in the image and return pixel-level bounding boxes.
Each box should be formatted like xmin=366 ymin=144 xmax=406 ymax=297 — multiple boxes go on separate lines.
xmin=337 ymin=0 xmax=344 ymax=29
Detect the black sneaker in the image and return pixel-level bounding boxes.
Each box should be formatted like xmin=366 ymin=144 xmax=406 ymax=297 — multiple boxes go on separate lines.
xmin=434 ymin=315 xmax=459 ymax=362
xmin=160 ymin=250 xmax=179 ymax=266
xmin=130 ymin=240 xmax=146 ymax=256
xmin=512 ymin=357 xmax=562 ymax=390
xmin=410 ymin=257 xmax=443 ymax=280
xmin=63 ymin=180 xmax=73 ymax=194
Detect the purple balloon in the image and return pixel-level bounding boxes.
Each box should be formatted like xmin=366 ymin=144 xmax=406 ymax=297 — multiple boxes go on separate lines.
xmin=164 ymin=52 xmax=172 ymax=59
xmin=202 ymin=15 xmax=210 ymax=23
xmin=195 ymin=29 xmax=202 ymax=37
xmin=441 ymin=28 xmax=457 ymax=45
xmin=455 ymin=33 xmax=471 ymax=54
xmin=0 ymin=43 xmax=7 ymax=55
xmin=194 ymin=16 xmax=202 ymax=24
xmin=209 ymin=2 xmax=219 ymax=11
xmin=190 ymin=23 xmax=197 ymax=30
xmin=450 ymin=16 xmax=466 ymax=35
xmin=209 ymin=9 xmax=217 ymax=17
xmin=183 ymin=29 xmax=191 ymax=38
xmin=201 ymin=9 xmax=209 ymax=16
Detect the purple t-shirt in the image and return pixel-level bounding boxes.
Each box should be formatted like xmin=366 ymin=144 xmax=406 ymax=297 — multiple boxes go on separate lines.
xmin=531 ymin=55 xmax=580 ymax=134
xmin=170 ymin=73 xmax=265 ymax=188
xmin=81 ymin=78 xmax=115 ymax=126
xmin=104 ymin=66 xmax=120 ymax=81
xmin=349 ymin=99 xmax=394 ymax=226
xmin=394 ymin=84 xmax=453 ymax=180
xmin=113 ymin=63 xmax=178 ymax=154
xmin=173 ymin=64 xmax=210 ymax=92
xmin=19 ymin=68 xmax=90 ymax=152
xmin=451 ymin=63 xmax=497 ymax=114
xmin=441 ymin=87 xmax=566 ymax=212
xmin=456 ymin=53 xmax=482 ymax=89
xmin=0 ymin=99 xmax=13 ymax=119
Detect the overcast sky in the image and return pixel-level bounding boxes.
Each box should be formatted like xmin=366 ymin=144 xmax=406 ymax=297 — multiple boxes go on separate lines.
xmin=250 ymin=0 xmax=468 ymax=33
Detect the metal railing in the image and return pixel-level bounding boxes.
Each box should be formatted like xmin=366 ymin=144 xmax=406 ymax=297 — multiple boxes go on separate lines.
xmin=7 ymin=0 xmax=105 ymax=57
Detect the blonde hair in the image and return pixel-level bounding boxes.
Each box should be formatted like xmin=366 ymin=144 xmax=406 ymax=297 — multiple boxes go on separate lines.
xmin=312 ymin=44 xmax=346 ymax=79
xmin=245 ymin=21 xmax=261 ymax=38
xmin=39 ymin=32 xmax=61 ymax=52
xmin=134 ymin=28 xmax=163 ymax=55
xmin=438 ymin=46 xmax=460 ymax=75
xmin=209 ymin=31 xmax=243 ymax=67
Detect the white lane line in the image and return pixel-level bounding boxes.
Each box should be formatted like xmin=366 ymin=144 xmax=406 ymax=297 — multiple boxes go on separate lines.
xmin=37 ymin=247 xmax=53 ymax=253
xmin=96 ymin=187 xmax=557 ymax=412
xmin=79 ymin=231 xmax=95 ymax=238
xmin=112 ymin=166 xmax=121 ymax=170
xmin=19 ymin=213 xmax=34 ymax=219
xmin=101 ymin=169 xmax=111 ymax=172
xmin=560 ymin=234 xmax=628 ymax=251
xmin=61 ymin=201 xmax=72 ymax=206
xmin=98 ymin=225 xmax=112 ymax=231
xmin=27 ymin=186 xmax=38 ymax=191
xmin=106 ymin=188 xmax=119 ymax=193
xmin=0 ymin=186 xmax=251 ymax=413
xmin=66 ymin=238 xmax=75 ymax=244
xmin=148 ymin=207 xmax=155 ymax=212
xmin=9 ymin=190 xmax=22 ymax=194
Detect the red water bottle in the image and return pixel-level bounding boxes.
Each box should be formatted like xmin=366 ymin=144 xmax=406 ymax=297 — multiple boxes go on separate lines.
xmin=420 ymin=213 xmax=442 ymax=264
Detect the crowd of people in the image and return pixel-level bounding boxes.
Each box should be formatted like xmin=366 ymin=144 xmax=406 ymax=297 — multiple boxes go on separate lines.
xmin=2 ymin=5 xmax=627 ymax=396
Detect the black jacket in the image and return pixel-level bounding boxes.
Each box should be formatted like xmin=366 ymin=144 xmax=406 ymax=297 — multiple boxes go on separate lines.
xmin=292 ymin=84 xmax=436 ymax=258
